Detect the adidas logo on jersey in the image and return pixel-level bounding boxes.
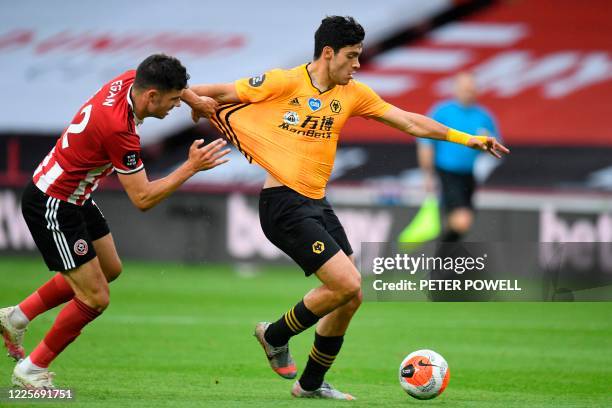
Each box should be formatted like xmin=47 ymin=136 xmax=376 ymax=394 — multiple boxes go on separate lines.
xmin=289 ymin=97 xmax=300 ymax=106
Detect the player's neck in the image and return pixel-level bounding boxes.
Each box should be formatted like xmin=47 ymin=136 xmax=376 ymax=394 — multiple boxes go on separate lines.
xmin=129 ymin=88 xmax=146 ymax=122
xmin=307 ymin=61 xmax=335 ymax=92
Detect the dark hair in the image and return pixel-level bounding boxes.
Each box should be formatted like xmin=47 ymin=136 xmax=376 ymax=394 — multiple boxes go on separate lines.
xmin=134 ymin=54 xmax=189 ymax=92
xmin=314 ymin=16 xmax=365 ymax=59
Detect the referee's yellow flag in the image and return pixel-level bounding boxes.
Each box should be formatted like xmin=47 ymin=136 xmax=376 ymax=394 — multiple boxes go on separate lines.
xmin=397 ymin=197 xmax=441 ymax=244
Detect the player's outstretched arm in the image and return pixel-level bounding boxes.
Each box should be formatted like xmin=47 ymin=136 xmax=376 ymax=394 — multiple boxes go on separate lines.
xmin=376 ymin=106 xmax=510 ymax=158
xmin=117 ymin=139 xmax=230 ymax=211
xmin=183 ymin=83 xmax=242 ymax=122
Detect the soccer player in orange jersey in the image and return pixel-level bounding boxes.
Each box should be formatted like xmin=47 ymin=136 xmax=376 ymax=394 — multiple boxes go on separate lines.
xmin=184 ymin=16 xmax=508 ymax=400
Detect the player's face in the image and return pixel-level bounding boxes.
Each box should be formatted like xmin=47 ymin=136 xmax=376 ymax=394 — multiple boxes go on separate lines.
xmin=148 ymin=89 xmax=184 ymax=119
xmin=329 ymin=44 xmax=362 ymax=85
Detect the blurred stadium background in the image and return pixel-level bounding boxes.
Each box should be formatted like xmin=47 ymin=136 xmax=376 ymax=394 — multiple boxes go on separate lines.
xmin=0 ymin=0 xmax=610 ymax=406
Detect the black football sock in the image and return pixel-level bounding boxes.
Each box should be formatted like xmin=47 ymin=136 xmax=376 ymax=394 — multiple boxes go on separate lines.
xmin=264 ymin=300 xmax=319 ymax=347
xmin=299 ymin=332 xmax=344 ymax=391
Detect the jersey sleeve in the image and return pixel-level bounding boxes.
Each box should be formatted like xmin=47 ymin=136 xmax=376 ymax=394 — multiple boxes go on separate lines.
xmin=104 ymin=132 xmax=144 ymax=175
xmin=350 ymin=81 xmax=392 ymax=118
xmin=235 ymin=69 xmax=288 ymax=103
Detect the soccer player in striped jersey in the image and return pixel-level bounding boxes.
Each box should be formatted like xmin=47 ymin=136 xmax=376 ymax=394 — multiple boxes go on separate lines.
xmin=0 ymin=54 xmax=229 ymax=389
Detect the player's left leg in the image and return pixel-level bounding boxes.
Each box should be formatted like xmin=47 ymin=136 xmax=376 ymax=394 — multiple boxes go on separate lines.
xmin=92 ymin=233 xmax=122 ymax=282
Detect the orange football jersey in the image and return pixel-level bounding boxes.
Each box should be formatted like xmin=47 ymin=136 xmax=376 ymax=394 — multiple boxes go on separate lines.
xmin=210 ymin=64 xmax=391 ymax=198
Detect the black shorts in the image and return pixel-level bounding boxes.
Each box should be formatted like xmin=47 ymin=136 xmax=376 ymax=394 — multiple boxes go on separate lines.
xmin=436 ymin=167 xmax=476 ymax=212
xmin=259 ymin=186 xmax=353 ymax=276
xmin=21 ymin=181 xmax=110 ymax=272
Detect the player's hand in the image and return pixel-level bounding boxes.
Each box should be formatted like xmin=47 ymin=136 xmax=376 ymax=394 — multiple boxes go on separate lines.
xmin=190 ymin=96 xmax=219 ymax=123
xmin=467 ymin=136 xmax=509 ymax=159
xmin=187 ymin=138 xmax=230 ymax=172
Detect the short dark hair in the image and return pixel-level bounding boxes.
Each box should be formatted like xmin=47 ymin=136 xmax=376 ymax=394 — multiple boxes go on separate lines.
xmin=314 ymin=16 xmax=365 ymax=59
xmin=134 ymin=54 xmax=189 ymax=92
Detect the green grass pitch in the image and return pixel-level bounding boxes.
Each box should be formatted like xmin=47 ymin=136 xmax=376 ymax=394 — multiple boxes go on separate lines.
xmin=0 ymin=257 xmax=610 ymax=407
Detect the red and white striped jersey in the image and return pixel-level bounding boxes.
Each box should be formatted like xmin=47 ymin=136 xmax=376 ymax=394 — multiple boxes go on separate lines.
xmin=33 ymin=70 xmax=144 ymax=205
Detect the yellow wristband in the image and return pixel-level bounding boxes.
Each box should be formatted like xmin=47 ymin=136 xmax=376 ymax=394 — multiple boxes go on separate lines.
xmin=446 ymin=128 xmax=486 ymax=145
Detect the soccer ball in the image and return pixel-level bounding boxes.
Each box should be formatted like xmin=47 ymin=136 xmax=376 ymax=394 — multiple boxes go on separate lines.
xmin=399 ymin=349 xmax=450 ymax=399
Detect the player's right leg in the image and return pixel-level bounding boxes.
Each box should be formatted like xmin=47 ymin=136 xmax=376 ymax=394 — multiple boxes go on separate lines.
xmin=12 ymin=257 xmax=108 ymax=389
xmin=302 ymin=252 xmax=361 ymax=316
